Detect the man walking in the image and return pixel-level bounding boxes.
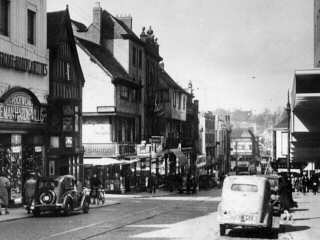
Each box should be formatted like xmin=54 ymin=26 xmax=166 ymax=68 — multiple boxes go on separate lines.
xmin=310 ymin=174 xmax=319 ymax=195
xmin=24 ymin=172 xmax=37 ymax=213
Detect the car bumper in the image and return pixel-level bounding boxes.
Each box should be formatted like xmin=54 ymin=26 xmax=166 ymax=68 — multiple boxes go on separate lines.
xmin=33 ymin=203 xmax=64 ymax=211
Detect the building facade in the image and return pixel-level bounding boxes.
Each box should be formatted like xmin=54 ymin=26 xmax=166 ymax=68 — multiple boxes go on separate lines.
xmin=0 ymin=0 xmax=49 ymax=204
xmin=47 ymin=9 xmax=85 ymax=180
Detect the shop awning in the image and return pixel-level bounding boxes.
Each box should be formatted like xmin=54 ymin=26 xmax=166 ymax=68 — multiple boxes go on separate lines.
xmin=84 ymin=157 xmax=122 ymax=166
xmin=168 ymin=149 xmax=188 ymax=166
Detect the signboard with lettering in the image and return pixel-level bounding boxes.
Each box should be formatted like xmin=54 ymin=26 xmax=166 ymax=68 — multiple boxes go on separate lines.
xmin=0 ymin=92 xmax=46 ymax=123
xmin=0 ymin=51 xmax=47 ymax=76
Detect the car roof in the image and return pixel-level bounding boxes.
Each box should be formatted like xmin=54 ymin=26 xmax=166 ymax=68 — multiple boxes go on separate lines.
xmin=225 ymin=175 xmax=267 ymax=184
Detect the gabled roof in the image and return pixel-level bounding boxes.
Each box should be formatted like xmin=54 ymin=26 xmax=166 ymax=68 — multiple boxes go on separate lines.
xmin=231 ymin=128 xmax=251 ymax=138
xmin=71 ymin=19 xmax=88 ymax=32
xmin=101 ymin=10 xmax=143 ymax=45
xmin=47 ymin=9 xmax=85 ymax=85
xmin=274 ymin=112 xmax=288 ymax=129
xmin=159 ymin=67 xmax=188 ymax=95
xmin=76 ymin=37 xmax=135 ymax=85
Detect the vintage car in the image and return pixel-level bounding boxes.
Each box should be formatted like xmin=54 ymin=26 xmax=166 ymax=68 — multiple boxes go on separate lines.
xmin=217 ymin=175 xmax=277 ymax=237
xmin=31 ymin=175 xmax=90 ymax=217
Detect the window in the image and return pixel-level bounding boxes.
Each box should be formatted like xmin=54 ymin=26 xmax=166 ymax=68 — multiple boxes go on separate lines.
xmin=183 ymin=95 xmax=186 ymax=110
xmin=132 ymin=46 xmax=137 ymax=67
xmin=120 ymin=86 xmax=129 ymax=99
xmin=178 ymin=93 xmax=181 ymax=109
xmin=65 ymin=137 xmax=73 ymax=148
xmin=231 ymin=184 xmax=258 ymax=192
xmin=138 ymin=49 xmax=142 ymax=69
xmin=0 ymin=0 xmax=9 ymax=36
xmin=50 ymin=136 xmax=59 ymax=148
xmin=27 ymin=9 xmax=35 ymax=44
xmin=132 ymin=89 xmax=136 ymax=102
xmin=173 ymin=92 xmax=176 ymax=107
xmin=66 ymin=62 xmax=71 ymax=81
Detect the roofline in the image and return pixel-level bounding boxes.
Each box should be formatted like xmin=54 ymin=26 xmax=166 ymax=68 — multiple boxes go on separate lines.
xmin=75 ymin=37 xmax=114 ymax=79
xmin=295 ymin=68 xmax=320 ymax=75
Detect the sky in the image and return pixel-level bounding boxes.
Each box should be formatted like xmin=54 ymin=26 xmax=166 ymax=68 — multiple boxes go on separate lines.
xmin=48 ymin=0 xmax=314 ymax=113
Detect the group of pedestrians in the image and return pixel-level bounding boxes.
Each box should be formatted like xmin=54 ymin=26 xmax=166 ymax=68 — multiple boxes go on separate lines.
xmin=292 ymin=173 xmax=319 ymax=195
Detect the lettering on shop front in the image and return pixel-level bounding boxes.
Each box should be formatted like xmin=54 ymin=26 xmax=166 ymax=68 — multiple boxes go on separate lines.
xmin=0 ymin=51 xmax=47 ymax=76
xmin=0 ymin=93 xmax=45 ymax=123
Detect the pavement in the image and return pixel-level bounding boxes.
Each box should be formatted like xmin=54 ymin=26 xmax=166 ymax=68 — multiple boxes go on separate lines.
xmin=0 ymin=200 xmax=120 ymax=223
xmin=279 ymin=191 xmax=320 ymax=240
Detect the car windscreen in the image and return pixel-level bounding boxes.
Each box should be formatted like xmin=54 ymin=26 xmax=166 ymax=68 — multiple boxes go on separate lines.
xmin=231 ymin=183 xmax=258 ymax=192
xmin=38 ymin=180 xmax=59 ymax=189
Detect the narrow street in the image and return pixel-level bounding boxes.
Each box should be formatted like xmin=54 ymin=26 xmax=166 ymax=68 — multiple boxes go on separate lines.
xmin=1 ymin=189 xmax=317 ymax=240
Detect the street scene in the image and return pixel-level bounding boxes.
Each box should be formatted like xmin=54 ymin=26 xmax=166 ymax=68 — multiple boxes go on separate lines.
xmin=0 ymin=0 xmax=320 ymax=239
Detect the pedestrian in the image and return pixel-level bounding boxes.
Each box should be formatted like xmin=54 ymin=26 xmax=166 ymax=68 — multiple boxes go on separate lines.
xmin=24 ymin=172 xmax=37 ymax=214
xmin=90 ymin=173 xmax=101 ymax=204
xmin=150 ymin=174 xmax=157 ymax=194
xmin=145 ymin=176 xmax=149 ymax=192
xmin=279 ymin=176 xmax=293 ymax=221
xmin=0 ymin=174 xmax=10 ymax=215
xmin=310 ymin=174 xmax=319 ymax=195
xmin=302 ymin=174 xmax=309 ymax=194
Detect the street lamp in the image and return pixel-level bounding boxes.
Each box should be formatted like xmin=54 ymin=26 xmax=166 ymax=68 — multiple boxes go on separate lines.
xmin=285 ymin=92 xmax=291 ymax=176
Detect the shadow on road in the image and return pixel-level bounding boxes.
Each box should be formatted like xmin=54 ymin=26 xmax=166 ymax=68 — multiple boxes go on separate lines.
xmin=279 ymin=224 xmax=310 ymax=233
xmin=227 ymin=228 xmax=277 ymax=239
xmin=291 ymin=208 xmax=309 ymax=212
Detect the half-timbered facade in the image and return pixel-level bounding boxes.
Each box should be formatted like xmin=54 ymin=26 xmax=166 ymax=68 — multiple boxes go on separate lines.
xmin=47 ymin=9 xmax=84 ymax=180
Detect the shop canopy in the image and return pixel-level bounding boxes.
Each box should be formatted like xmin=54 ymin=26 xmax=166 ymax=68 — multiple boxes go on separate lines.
xmin=84 ymin=158 xmax=123 ymax=166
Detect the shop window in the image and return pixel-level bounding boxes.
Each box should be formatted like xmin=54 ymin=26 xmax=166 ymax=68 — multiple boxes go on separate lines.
xmin=120 ymin=86 xmax=129 ymax=99
xmin=0 ymin=0 xmax=9 ymax=36
xmin=27 ymin=9 xmax=36 ymax=45
xmin=65 ymin=136 xmax=73 ymax=148
xmin=50 ymin=136 xmax=59 ymax=148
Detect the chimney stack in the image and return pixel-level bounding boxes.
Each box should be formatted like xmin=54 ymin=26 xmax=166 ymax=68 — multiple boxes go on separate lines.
xmin=117 ymin=14 xmax=132 ymax=30
xmin=93 ymin=2 xmax=102 ymax=28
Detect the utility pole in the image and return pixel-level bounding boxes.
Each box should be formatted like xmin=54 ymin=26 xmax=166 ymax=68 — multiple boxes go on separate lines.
xmin=285 ymin=91 xmax=291 ymax=176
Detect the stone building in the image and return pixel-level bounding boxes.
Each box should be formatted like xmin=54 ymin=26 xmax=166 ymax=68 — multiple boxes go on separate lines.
xmin=0 ymin=0 xmax=49 ymax=204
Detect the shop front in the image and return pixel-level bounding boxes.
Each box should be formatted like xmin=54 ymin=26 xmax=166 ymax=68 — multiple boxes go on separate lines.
xmin=0 ymin=88 xmax=46 ymax=205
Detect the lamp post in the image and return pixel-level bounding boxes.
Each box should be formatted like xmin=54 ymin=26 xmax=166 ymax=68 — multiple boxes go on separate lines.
xmin=285 ymin=93 xmax=291 ymax=176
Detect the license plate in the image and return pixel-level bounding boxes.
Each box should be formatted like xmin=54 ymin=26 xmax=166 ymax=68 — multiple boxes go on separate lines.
xmin=240 ymin=215 xmax=254 ymax=223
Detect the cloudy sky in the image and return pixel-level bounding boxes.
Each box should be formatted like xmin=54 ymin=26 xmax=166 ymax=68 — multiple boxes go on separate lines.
xmin=48 ymin=0 xmax=314 ymax=113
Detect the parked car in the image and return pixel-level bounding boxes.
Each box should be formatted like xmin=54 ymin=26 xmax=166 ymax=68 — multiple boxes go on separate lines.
xmin=217 ymin=175 xmax=277 ymax=237
xmin=31 ymin=175 xmax=90 ymax=217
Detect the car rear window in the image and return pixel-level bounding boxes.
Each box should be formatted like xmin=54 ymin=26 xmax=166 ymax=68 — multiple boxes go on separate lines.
xmin=231 ymin=184 xmax=258 ymax=192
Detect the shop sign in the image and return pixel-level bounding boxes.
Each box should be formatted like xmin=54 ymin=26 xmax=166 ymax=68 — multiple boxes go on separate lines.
xmin=34 ymin=146 xmax=42 ymax=152
xmin=11 ymin=146 xmax=21 ymax=153
xmin=0 ymin=51 xmax=47 ymax=76
xmin=0 ymin=92 xmax=45 ymax=123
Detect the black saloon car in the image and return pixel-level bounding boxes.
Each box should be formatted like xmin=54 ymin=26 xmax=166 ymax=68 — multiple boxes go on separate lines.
xmin=31 ymin=175 xmax=90 ymax=216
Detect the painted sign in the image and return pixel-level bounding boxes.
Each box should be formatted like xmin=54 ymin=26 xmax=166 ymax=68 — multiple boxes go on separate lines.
xmin=0 ymin=51 xmax=47 ymax=76
xmin=0 ymin=92 xmax=46 ymax=123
